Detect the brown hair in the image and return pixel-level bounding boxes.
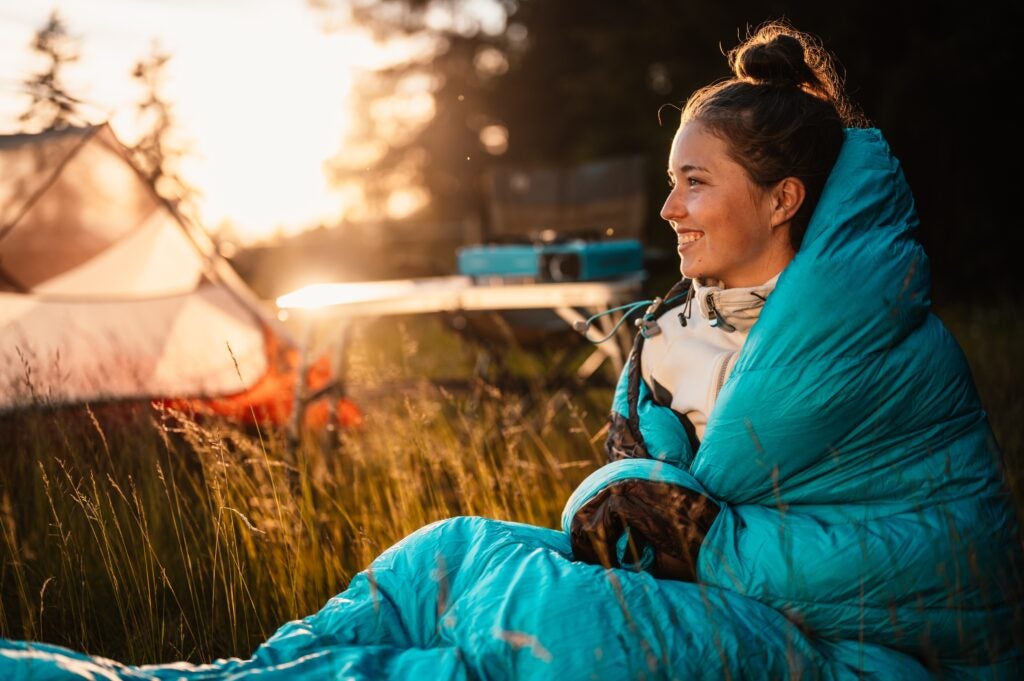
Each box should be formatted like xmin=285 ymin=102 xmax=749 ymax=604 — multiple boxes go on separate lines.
xmin=681 ymin=21 xmax=867 ymax=249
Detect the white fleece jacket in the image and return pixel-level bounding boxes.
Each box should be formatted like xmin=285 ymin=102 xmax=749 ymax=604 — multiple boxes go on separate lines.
xmin=639 ymin=275 xmax=778 ymax=441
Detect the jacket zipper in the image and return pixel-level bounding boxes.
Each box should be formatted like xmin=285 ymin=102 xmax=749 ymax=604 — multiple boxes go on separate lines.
xmin=705 ymin=292 xmax=720 ymax=327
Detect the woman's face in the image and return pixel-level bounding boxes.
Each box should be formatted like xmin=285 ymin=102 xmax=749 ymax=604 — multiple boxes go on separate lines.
xmin=661 ymin=122 xmax=794 ymax=288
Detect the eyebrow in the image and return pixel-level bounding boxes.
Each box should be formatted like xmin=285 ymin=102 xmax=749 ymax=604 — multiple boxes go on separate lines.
xmin=666 ymin=164 xmax=709 ymax=176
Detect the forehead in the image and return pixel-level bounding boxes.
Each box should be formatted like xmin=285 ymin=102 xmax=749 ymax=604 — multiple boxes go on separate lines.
xmin=667 ymin=122 xmax=735 ymax=171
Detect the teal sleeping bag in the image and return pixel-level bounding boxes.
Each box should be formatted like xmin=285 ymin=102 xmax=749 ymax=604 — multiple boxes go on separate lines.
xmin=3 ymin=129 xmax=1021 ymax=679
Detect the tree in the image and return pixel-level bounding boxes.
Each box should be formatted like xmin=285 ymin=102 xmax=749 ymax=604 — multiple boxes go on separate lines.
xmin=319 ymin=0 xmax=736 ymax=234
xmin=318 ymin=0 xmax=1024 ymax=295
xmin=128 ymin=42 xmax=195 ymax=209
xmin=19 ymin=10 xmax=85 ymax=132
xmin=317 ymin=0 xmax=515 ymax=223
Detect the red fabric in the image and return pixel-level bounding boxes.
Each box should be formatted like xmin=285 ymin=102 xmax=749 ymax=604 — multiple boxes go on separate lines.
xmin=158 ymin=325 xmax=362 ymax=430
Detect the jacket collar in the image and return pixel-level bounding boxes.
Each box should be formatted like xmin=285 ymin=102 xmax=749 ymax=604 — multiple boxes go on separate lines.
xmin=692 ymin=274 xmax=779 ymax=333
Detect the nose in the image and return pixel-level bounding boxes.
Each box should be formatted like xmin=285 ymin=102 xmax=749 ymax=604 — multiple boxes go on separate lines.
xmin=660 ymin=187 xmax=685 ymax=225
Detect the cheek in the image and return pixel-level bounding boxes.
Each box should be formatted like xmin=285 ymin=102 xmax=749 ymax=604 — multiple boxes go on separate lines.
xmin=717 ymin=204 xmax=765 ymax=247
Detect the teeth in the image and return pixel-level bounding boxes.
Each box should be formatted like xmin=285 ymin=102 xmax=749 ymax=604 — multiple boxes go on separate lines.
xmin=678 ymin=232 xmax=703 ymax=244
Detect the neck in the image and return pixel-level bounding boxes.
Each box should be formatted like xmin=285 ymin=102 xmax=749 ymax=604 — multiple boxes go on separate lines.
xmin=718 ymin=220 xmax=795 ymax=288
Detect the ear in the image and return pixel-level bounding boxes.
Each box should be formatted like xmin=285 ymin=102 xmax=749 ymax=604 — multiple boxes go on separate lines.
xmin=769 ymin=177 xmax=806 ymax=228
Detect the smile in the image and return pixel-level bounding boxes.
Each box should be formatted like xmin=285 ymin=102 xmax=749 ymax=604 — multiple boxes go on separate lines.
xmin=677 ymin=231 xmax=704 ymax=247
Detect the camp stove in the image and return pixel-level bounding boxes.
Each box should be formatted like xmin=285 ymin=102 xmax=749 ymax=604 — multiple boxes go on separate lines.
xmin=456 ymin=237 xmax=644 ymax=283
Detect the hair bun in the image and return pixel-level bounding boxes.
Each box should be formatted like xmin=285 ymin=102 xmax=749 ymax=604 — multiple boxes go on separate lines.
xmin=732 ymin=32 xmax=818 ymax=90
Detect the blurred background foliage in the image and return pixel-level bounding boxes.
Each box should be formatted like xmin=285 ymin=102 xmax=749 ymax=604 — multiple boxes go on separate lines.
xmin=310 ymin=0 xmax=1022 ymax=305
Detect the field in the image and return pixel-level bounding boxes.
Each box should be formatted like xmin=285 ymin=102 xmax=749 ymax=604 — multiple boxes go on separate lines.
xmin=1 ymin=298 xmax=1021 ymax=664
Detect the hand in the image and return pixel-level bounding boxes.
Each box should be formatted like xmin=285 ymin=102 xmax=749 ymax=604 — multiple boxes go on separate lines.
xmin=568 ymin=478 xmax=718 ymax=581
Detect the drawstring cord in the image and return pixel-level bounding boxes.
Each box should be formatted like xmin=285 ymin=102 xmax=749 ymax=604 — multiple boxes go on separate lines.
xmin=572 ymin=299 xmax=654 ymax=343
xmin=573 ymin=291 xmax=689 ymax=344
xmin=677 ymin=282 xmax=695 ymax=327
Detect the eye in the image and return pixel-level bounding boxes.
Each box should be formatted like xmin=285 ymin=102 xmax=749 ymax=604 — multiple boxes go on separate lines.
xmin=686 ymin=177 xmax=703 ymax=187
xmin=666 ymin=175 xmax=676 ymax=188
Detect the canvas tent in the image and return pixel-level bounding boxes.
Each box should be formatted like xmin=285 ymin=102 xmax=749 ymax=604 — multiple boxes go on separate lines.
xmin=0 ymin=124 xmax=356 ymax=428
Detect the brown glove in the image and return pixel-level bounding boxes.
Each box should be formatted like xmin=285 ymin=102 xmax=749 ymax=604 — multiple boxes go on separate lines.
xmin=569 ymin=478 xmax=719 ymax=582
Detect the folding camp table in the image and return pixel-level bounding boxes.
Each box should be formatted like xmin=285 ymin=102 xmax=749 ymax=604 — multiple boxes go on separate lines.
xmin=275 ymin=273 xmax=646 ymax=437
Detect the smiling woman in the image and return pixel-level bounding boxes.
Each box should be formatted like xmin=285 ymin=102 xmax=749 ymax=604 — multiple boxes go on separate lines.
xmin=663 ymin=122 xmax=802 ymax=288
xmin=660 ymin=24 xmax=854 ymax=290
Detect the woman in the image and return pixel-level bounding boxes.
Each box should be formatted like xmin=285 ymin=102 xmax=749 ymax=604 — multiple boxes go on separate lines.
xmin=574 ymin=23 xmax=861 ymax=579
xmin=605 ymin=22 xmax=857 ymax=464
xmin=3 ymin=22 xmax=1021 ymax=681
xmin=567 ymin=20 xmax=1024 ymax=674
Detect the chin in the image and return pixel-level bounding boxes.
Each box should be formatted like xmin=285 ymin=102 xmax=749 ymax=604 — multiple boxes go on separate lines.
xmin=679 ymin=263 xmax=704 ymax=280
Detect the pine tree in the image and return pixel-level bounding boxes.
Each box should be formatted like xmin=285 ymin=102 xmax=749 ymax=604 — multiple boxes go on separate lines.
xmin=128 ymin=42 xmax=195 ymax=208
xmin=19 ymin=10 xmax=84 ymax=132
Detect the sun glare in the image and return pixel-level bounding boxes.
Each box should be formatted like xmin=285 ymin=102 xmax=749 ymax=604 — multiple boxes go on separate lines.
xmin=276 ymin=281 xmax=416 ymax=310
xmin=387 ymin=187 xmax=431 ymax=219
xmin=0 ymin=0 xmax=443 ymax=244
xmin=173 ymin=13 xmax=358 ymax=241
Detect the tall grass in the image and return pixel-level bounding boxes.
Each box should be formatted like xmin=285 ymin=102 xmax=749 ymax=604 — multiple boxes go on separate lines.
xmin=0 ymin=315 xmax=612 ymax=663
xmin=1 ymin=302 xmax=1020 ymax=664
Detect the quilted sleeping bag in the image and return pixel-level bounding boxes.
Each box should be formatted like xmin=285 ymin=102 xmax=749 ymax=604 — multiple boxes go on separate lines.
xmin=2 ymin=129 xmax=1021 ymax=679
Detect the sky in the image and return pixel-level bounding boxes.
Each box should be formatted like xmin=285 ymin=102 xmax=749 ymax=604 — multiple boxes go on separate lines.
xmin=0 ymin=0 xmax=471 ymax=244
